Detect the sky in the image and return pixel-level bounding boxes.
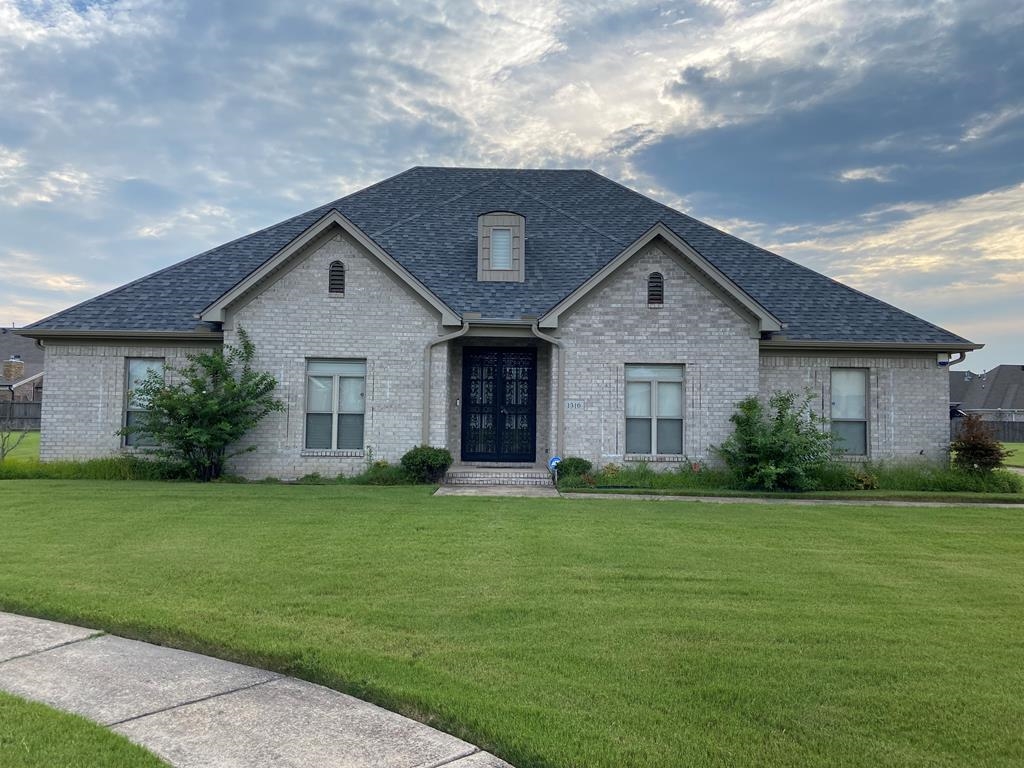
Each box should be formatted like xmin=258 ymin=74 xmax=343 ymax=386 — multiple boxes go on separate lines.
xmin=0 ymin=0 xmax=1021 ymax=371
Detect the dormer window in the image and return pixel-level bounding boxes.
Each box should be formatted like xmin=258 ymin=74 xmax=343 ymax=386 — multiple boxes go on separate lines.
xmin=490 ymin=228 xmax=512 ymax=269
xmin=478 ymin=212 xmax=525 ymax=282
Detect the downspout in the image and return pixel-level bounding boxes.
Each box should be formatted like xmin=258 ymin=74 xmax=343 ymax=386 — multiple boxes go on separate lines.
xmin=422 ymin=321 xmax=470 ymax=445
xmin=531 ymin=323 xmax=564 ymax=457
xmin=944 ymin=352 xmax=967 ymax=368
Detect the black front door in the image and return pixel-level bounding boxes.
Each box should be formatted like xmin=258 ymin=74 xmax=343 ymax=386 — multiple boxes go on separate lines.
xmin=461 ymin=347 xmax=537 ymax=462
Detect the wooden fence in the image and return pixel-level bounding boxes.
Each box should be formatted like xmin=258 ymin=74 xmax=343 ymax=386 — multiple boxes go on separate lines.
xmin=950 ymin=417 xmax=1024 ymax=443
xmin=0 ymin=400 xmax=41 ymax=431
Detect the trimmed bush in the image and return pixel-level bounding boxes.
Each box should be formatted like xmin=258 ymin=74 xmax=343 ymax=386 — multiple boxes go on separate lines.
xmin=556 ymin=457 xmax=592 ymax=477
xmin=400 ymin=446 xmax=453 ymax=483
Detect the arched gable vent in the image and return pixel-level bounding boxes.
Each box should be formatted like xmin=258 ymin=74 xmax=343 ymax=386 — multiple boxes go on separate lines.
xmin=329 ymin=261 xmax=346 ymax=294
xmin=647 ymin=271 xmax=664 ymax=305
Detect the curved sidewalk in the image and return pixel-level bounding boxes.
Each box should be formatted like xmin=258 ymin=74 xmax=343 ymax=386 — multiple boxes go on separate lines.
xmin=0 ymin=612 xmax=513 ymax=768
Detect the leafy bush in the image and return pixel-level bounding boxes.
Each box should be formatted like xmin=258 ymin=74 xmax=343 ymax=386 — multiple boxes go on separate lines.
xmin=349 ymin=460 xmax=411 ymax=485
xmin=951 ymin=415 xmax=1010 ymax=473
xmin=556 ymin=457 xmax=592 ymax=477
xmin=399 ymin=445 xmax=453 ymax=483
xmin=714 ymin=391 xmax=835 ymax=491
xmin=0 ymin=456 xmax=187 ymax=481
xmin=119 ymin=328 xmax=283 ymax=482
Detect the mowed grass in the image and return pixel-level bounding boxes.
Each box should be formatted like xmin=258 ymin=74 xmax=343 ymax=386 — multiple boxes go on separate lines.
xmin=1 ymin=430 xmax=38 ymax=462
xmin=1004 ymin=442 xmax=1024 ymax=467
xmin=0 ymin=483 xmax=1022 ymax=768
xmin=0 ymin=691 xmax=168 ymax=768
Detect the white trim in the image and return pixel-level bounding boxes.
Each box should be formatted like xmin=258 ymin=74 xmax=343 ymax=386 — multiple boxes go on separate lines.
xmin=199 ymin=210 xmax=460 ymax=325
xmin=538 ymin=222 xmax=783 ymax=331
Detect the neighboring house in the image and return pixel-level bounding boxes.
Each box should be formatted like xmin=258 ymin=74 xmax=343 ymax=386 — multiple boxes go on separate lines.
xmin=1 ymin=327 xmax=44 ymax=403
xmin=951 ymin=367 xmax=1024 ymax=422
xmin=17 ymin=167 xmax=980 ymax=478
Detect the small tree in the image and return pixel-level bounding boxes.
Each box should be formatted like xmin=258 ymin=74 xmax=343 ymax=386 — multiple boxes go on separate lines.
xmin=120 ymin=329 xmax=283 ymax=481
xmin=715 ymin=390 xmax=836 ymax=491
xmin=0 ymin=403 xmax=30 ymax=462
xmin=951 ymin=414 xmax=1009 ymax=473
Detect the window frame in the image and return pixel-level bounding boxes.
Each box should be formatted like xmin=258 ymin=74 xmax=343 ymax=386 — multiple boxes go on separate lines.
xmin=830 ymin=367 xmax=869 ymax=456
xmin=124 ymin=357 xmax=165 ymax=447
xmin=624 ymin=364 xmax=685 ymax=456
xmin=304 ymin=359 xmax=366 ymax=452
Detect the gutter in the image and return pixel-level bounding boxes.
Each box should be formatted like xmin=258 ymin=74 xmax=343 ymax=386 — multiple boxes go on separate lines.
xmin=422 ymin=321 xmax=470 ymax=445
xmin=14 ymin=329 xmax=223 ymax=342
xmin=759 ymin=340 xmax=983 ymax=353
xmin=530 ymin=323 xmax=564 ymax=457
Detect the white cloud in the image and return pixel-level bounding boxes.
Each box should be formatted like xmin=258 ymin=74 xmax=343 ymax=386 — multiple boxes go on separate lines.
xmin=134 ymin=203 xmax=235 ymax=239
xmin=837 ymin=165 xmax=898 ymax=183
xmin=961 ymin=104 xmax=1024 ymax=143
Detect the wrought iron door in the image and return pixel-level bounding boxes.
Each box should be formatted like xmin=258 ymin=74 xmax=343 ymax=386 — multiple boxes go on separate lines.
xmin=461 ymin=348 xmax=537 ymax=462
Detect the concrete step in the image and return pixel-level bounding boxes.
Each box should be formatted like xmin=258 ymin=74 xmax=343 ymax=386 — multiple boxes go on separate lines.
xmin=444 ymin=470 xmax=553 ymax=487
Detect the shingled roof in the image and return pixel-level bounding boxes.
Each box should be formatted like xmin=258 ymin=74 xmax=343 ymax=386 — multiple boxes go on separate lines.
xmin=22 ymin=167 xmax=976 ymax=348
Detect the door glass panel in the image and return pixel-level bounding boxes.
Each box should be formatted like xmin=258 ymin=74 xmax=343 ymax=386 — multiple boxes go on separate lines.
xmin=626 ymin=382 xmax=651 ymax=417
xmin=657 ymin=419 xmax=683 ymax=454
xmin=657 ymin=382 xmax=683 ymax=418
xmin=305 ymin=413 xmax=332 ymax=449
xmin=338 ymin=377 xmax=364 ymax=413
xmin=831 ymin=421 xmax=867 ymax=455
xmin=831 ymin=369 xmax=866 ymax=419
xmin=626 ymin=418 xmax=652 ymax=453
xmin=306 ymin=377 xmax=333 ymax=412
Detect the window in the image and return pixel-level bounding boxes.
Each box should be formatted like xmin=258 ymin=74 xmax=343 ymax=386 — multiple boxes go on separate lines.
xmin=625 ymin=364 xmax=684 ymax=454
xmin=305 ymin=360 xmax=366 ymax=450
xmin=831 ymin=368 xmax=867 ymax=455
xmin=490 ymin=228 xmax=512 ymax=270
xmin=647 ymin=272 xmax=664 ymax=305
xmin=328 ymin=261 xmax=345 ymax=294
xmin=124 ymin=358 xmax=164 ymax=447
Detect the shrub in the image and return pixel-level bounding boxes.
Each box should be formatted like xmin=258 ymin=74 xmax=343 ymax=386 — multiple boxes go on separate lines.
xmin=951 ymin=414 xmax=1010 ymax=473
xmin=119 ymin=328 xmax=283 ymax=482
xmin=714 ymin=391 xmax=835 ymax=491
xmin=349 ymin=460 xmax=411 ymax=485
xmin=400 ymin=445 xmax=453 ymax=483
xmin=866 ymin=460 xmax=1023 ymax=493
xmin=556 ymin=457 xmax=592 ymax=477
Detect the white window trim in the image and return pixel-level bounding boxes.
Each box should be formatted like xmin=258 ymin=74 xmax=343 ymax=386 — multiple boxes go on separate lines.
xmin=305 ymin=360 xmax=366 ymax=451
xmin=624 ymin=364 xmax=685 ymax=456
xmin=830 ymin=367 xmax=869 ymax=456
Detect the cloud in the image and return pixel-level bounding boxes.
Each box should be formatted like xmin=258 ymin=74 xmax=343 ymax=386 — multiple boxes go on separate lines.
xmin=960 ymin=104 xmax=1024 ymax=143
xmin=837 ymin=166 xmax=898 ymax=183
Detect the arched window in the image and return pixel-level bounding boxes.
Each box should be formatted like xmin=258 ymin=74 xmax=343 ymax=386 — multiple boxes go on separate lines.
xmin=647 ymin=272 xmax=664 ymax=305
xmin=329 ymin=261 xmax=345 ymax=294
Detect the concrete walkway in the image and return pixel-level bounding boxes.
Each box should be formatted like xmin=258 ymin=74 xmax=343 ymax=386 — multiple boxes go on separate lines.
xmin=561 ymin=492 xmax=1024 ymax=508
xmin=0 ymin=612 xmax=513 ymax=768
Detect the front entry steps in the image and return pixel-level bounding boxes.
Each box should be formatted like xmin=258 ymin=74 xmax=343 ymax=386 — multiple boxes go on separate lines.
xmin=444 ymin=465 xmax=553 ymax=487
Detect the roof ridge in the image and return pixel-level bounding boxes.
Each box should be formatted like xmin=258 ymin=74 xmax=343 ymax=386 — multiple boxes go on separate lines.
xmin=369 ymin=179 xmax=501 ymax=237
xmin=496 ymin=179 xmax=625 ymax=247
xmin=22 ymin=167 xmax=429 ymax=331
xmin=585 ymin=170 xmax=973 ymax=345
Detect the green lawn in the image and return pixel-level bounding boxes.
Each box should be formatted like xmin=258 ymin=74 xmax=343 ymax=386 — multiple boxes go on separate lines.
xmin=1005 ymin=442 xmax=1024 ymax=468
xmin=0 ymin=483 xmax=1021 ymax=768
xmin=2 ymin=430 xmax=39 ymax=462
xmin=0 ymin=691 xmax=167 ymax=768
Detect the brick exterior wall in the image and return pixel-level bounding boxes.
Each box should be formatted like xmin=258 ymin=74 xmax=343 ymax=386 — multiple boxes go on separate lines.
xmin=759 ymin=351 xmax=951 ymax=461
xmin=39 ymin=341 xmax=218 ymax=461
xmin=556 ymin=243 xmax=760 ymax=466
xmin=224 ymin=230 xmax=447 ymax=479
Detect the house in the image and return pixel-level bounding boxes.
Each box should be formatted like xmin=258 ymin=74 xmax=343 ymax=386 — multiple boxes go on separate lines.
xmin=951 ymin=367 xmax=1024 ymax=422
xmin=17 ymin=167 xmax=980 ymax=479
xmin=1 ymin=327 xmax=44 ymax=403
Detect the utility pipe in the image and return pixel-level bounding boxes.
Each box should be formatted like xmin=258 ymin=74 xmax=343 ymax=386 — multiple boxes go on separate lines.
xmin=422 ymin=321 xmax=470 ymax=444
xmin=531 ymin=323 xmax=564 ymax=457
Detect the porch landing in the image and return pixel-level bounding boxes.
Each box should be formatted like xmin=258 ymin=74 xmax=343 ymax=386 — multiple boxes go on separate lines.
xmin=444 ymin=465 xmax=554 ymax=488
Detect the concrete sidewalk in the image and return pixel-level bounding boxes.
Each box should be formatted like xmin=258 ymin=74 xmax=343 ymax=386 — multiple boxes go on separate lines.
xmin=0 ymin=612 xmax=513 ymax=768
